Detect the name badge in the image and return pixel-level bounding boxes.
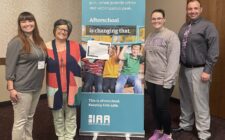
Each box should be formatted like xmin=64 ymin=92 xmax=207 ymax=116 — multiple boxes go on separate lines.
xmin=38 ymin=61 xmax=45 ymax=69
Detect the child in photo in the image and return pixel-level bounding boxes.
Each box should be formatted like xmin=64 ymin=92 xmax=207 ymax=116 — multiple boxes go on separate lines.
xmin=115 ymin=44 xmax=144 ymax=94
xmin=82 ymin=58 xmax=105 ymax=92
xmin=102 ymin=45 xmax=120 ymax=93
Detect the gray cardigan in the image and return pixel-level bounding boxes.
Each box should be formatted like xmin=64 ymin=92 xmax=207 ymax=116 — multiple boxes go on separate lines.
xmin=5 ymin=36 xmax=46 ymax=93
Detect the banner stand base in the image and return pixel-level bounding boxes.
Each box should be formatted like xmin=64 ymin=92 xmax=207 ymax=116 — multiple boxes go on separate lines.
xmin=80 ymin=131 xmax=145 ymax=139
xmin=92 ymin=132 xmax=98 ymax=140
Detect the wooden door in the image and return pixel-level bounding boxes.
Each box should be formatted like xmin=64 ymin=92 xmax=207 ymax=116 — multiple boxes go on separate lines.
xmin=197 ymin=0 xmax=225 ymax=118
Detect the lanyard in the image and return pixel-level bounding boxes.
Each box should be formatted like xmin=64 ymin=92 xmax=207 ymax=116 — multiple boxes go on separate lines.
xmin=30 ymin=41 xmax=45 ymax=60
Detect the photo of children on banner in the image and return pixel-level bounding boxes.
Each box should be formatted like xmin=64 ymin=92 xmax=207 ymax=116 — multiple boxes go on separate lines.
xmin=115 ymin=44 xmax=144 ymax=94
xmin=82 ymin=58 xmax=105 ymax=92
xmin=102 ymin=45 xmax=120 ymax=93
xmin=82 ymin=40 xmax=144 ymax=94
xmin=81 ymin=40 xmax=107 ymax=92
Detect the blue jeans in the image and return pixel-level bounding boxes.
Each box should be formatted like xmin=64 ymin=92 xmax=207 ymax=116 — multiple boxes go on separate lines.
xmin=82 ymin=72 xmax=103 ymax=92
xmin=102 ymin=78 xmax=117 ymax=93
xmin=115 ymin=74 xmax=143 ymax=94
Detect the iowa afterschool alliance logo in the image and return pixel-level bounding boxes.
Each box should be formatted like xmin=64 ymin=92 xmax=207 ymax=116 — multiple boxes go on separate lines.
xmin=88 ymin=114 xmax=110 ymax=126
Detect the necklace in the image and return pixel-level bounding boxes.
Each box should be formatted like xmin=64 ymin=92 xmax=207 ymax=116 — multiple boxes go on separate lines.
xmin=58 ymin=50 xmax=66 ymax=73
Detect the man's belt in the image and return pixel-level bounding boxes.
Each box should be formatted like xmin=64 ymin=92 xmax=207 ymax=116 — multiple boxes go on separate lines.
xmin=181 ymin=63 xmax=205 ymax=68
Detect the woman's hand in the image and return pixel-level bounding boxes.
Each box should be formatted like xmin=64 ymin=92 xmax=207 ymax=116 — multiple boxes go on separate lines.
xmin=9 ymin=89 xmax=19 ymax=103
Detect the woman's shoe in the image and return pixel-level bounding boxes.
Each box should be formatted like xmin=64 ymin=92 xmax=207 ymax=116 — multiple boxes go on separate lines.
xmin=148 ymin=130 xmax=163 ymax=140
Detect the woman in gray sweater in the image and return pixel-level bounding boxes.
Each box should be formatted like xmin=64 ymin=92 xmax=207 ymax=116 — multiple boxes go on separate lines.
xmin=144 ymin=9 xmax=180 ymax=140
xmin=5 ymin=12 xmax=47 ymax=140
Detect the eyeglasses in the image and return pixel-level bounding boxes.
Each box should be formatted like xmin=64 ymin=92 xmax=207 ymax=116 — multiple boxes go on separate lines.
xmin=151 ymin=17 xmax=164 ymax=21
xmin=57 ymin=27 xmax=69 ymax=33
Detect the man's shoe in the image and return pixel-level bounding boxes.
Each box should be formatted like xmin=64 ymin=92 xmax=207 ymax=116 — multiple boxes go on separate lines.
xmin=172 ymin=127 xmax=192 ymax=133
xmin=172 ymin=127 xmax=184 ymax=132
xmin=199 ymin=136 xmax=211 ymax=140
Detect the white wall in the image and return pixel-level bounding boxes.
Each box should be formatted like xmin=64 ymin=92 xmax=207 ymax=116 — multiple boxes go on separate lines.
xmin=147 ymin=0 xmax=186 ymax=33
xmin=0 ymin=0 xmax=81 ymax=58
xmin=0 ymin=66 xmax=10 ymax=102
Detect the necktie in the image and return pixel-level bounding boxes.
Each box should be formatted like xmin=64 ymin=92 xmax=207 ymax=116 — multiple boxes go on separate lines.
xmin=181 ymin=23 xmax=191 ymax=61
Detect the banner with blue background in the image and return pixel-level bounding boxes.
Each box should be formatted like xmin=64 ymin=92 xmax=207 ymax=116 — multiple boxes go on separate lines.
xmin=79 ymin=93 xmax=144 ymax=137
xmin=81 ymin=0 xmax=145 ymax=45
xmin=80 ymin=0 xmax=145 ymax=138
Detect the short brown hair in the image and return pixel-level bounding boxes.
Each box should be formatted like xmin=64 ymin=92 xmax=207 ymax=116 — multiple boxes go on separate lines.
xmin=187 ymin=0 xmax=201 ymax=7
xmin=53 ymin=19 xmax=73 ymax=38
xmin=151 ymin=9 xmax=165 ymax=18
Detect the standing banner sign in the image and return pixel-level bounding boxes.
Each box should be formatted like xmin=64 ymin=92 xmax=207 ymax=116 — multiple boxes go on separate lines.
xmin=80 ymin=0 xmax=145 ymax=138
xmin=80 ymin=93 xmax=144 ymax=137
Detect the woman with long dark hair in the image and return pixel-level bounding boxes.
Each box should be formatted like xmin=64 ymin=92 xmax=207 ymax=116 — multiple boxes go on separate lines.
xmin=5 ymin=12 xmax=47 ymax=140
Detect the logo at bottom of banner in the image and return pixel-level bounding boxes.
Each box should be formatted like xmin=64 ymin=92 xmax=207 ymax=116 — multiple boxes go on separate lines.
xmin=79 ymin=92 xmax=145 ymax=137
